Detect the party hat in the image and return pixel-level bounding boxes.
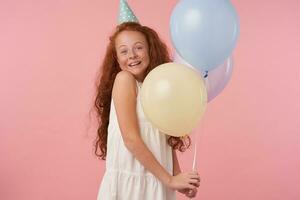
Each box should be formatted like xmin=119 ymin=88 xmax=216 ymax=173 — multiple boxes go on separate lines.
xmin=118 ymin=0 xmax=139 ymax=24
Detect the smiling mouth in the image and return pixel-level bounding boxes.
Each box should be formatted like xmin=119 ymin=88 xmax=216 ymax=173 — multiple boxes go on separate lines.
xmin=128 ymin=61 xmax=142 ymax=67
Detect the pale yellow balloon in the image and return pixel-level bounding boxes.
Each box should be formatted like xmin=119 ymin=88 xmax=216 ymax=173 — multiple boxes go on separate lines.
xmin=140 ymin=62 xmax=207 ymax=137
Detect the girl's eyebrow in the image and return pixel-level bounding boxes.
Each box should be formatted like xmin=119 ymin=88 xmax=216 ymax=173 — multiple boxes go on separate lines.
xmin=134 ymin=41 xmax=143 ymax=45
xmin=118 ymin=45 xmax=126 ymax=49
xmin=117 ymin=41 xmax=144 ymax=49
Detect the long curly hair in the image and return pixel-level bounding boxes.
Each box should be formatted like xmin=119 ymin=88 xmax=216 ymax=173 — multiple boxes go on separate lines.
xmin=93 ymin=22 xmax=191 ymax=160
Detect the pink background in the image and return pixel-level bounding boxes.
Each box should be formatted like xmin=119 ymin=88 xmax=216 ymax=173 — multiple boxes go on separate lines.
xmin=1 ymin=0 xmax=299 ymax=199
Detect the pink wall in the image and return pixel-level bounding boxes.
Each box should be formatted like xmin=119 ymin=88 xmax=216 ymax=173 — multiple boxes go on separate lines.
xmin=0 ymin=0 xmax=299 ymax=199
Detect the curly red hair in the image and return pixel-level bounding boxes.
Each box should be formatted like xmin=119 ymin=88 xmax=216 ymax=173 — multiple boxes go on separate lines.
xmin=93 ymin=22 xmax=191 ymax=160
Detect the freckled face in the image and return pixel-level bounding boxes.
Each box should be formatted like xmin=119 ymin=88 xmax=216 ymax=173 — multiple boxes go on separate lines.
xmin=115 ymin=30 xmax=150 ymax=82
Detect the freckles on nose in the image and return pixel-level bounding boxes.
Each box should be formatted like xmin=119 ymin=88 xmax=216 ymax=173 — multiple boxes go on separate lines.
xmin=129 ymin=51 xmax=137 ymax=58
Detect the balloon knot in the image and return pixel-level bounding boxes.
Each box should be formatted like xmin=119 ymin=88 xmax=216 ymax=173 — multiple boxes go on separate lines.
xmin=204 ymin=71 xmax=208 ymax=78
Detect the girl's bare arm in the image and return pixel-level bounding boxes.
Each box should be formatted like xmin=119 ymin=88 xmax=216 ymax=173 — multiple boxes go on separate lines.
xmin=172 ymin=149 xmax=182 ymax=176
xmin=112 ymin=71 xmax=171 ymax=186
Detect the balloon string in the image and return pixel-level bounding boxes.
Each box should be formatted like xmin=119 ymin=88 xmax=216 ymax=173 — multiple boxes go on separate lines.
xmin=190 ymin=122 xmax=203 ymax=199
xmin=189 ymin=131 xmax=198 ymax=200
xmin=190 ymin=108 xmax=206 ymax=199
xmin=192 ymin=132 xmax=198 ymax=171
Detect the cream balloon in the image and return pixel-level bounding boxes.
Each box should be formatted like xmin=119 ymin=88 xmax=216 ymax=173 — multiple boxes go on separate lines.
xmin=140 ymin=63 xmax=207 ymax=137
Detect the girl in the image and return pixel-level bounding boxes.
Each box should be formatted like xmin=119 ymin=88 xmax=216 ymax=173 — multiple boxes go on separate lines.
xmin=94 ymin=22 xmax=200 ymax=200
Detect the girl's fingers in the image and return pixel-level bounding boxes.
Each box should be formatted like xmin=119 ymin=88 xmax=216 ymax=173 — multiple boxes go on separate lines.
xmin=191 ymin=183 xmax=200 ymax=188
xmin=187 ymin=177 xmax=200 ymax=185
xmin=186 ymin=183 xmax=197 ymax=190
xmin=188 ymin=172 xmax=198 ymax=176
xmin=186 ymin=183 xmax=195 ymax=190
xmin=189 ymin=179 xmax=199 ymax=184
xmin=186 ymin=189 xmax=197 ymax=198
xmin=189 ymin=174 xmax=201 ymax=180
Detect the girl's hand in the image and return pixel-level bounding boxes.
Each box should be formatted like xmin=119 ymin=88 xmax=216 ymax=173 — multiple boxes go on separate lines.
xmin=166 ymin=171 xmax=200 ymax=190
xmin=178 ymin=188 xmax=198 ymax=198
xmin=177 ymin=179 xmax=200 ymax=198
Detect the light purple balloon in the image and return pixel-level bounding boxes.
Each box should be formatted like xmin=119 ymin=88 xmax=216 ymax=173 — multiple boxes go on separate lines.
xmin=173 ymin=51 xmax=233 ymax=102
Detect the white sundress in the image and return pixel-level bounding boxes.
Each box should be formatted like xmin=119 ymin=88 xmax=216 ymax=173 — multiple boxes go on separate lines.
xmin=97 ymin=80 xmax=176 ymax=200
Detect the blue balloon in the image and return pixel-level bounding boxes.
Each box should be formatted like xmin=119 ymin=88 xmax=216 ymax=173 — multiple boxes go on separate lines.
xmin=170 ymin=0 xmax=239 ymax=71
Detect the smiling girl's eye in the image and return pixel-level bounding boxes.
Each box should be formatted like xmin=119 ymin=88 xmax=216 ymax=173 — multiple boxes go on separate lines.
xmin=120 ymin=49 xmax=127 ymax=54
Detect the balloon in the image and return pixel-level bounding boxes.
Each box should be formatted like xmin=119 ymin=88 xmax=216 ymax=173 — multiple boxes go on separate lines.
xmin=173 ymin=51 xmax=233 ymax=102
xmin=140 ymin=63 xmax=207 ymax=137
xmin=170 ymin=0 xmax=239 ymax=71
xmin=204 ymin=58 xmax=233 ymax=102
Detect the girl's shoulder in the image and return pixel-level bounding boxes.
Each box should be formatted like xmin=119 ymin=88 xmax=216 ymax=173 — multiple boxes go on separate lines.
xmin=113 ymin=71 xmax=138 ymax=98
xmin=115 ymin=70 xmax=135 ymax=81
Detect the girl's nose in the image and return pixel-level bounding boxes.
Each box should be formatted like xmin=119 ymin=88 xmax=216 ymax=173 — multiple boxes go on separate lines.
xmin=128 ymin=49 xmax=137 ymax=59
